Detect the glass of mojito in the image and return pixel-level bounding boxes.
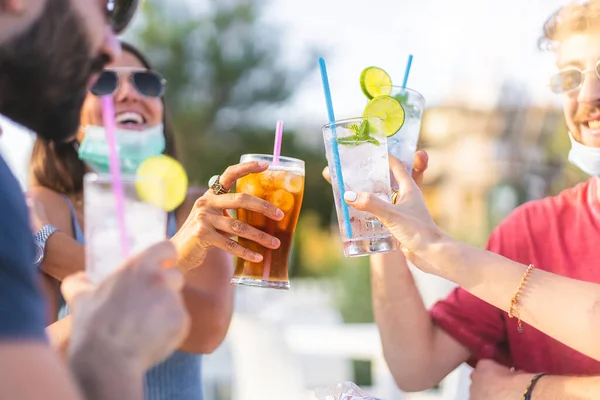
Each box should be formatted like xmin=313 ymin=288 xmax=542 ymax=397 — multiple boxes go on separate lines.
xmin=360 ymin=67 xmax=425 ymax=173
xmin=322 ymin=117 xmax=396 ymax=257
xmin=385 ymin=87 xmax=425 ymax=172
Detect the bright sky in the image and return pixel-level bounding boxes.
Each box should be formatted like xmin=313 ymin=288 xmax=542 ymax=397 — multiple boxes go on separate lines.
xmin=271 ymin=0 xmax=567 ymax=123
xmin=0 ymin=0 xmax=569 ymax=187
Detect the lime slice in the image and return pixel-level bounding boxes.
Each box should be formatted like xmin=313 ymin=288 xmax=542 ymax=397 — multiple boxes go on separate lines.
xmin=362 ymin=95 xmax=405 ymax=137
xmin=136 ymin=155 xmax=188 ymax=212
xmin=360 ymin=67 xmax=392 ymax=99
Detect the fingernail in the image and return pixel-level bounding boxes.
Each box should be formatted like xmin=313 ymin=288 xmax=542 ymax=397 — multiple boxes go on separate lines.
xmin=254 ymin=253 xmax=263 ymax=262
xmin=276 ymin=209 xmax=284 ymax=218
xmin=271 ymin=238 xmax=281 ymax=248
xmin=344 ymin=191 xmax=358 ymax=202
xmin=258 ymin=161 xmax=269 ymax=168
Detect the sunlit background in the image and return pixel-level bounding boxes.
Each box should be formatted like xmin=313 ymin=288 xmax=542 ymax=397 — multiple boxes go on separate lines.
xmin=0 ymin=0 xmax=589 ymax=398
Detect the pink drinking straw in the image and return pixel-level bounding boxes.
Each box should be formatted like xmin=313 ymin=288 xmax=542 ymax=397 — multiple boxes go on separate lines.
xmin=262 ymin=240 xmax=272 ymax=281
xmin=101 ymin=96 xmax=130 ymax=258
xmin=262 ymin=120 xmax=284 ymax=281
xmin=272 ymin=120 xmax=283 ymax=165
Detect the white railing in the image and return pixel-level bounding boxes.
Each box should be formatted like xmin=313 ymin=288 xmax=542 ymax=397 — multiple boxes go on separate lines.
xmin=203 ymin=273 xmax=472 ymax=400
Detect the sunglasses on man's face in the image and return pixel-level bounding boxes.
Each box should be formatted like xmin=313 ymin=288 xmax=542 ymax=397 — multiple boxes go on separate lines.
xmin=90 ymin=69 xmax=167 ymax=98
xmin=549 ymin=60 xmax=600 ymax=94
xmin=106 ymin=0 xmax=139 ymax=34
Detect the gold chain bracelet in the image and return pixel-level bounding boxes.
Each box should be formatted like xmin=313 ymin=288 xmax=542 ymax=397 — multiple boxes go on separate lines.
xmin=509 ymin=264 xmax=534 ymax=333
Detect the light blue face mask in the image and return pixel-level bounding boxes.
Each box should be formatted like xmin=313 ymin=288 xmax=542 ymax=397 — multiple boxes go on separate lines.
xmin=78 ymin=124 xmax=166 ymax=174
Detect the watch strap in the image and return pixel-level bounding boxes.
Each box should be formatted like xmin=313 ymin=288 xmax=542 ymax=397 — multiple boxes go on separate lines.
xmin=34 ymin=225 xmax=59 ymax=250
xmin=523 ymin=373 xmax=547 ymax=400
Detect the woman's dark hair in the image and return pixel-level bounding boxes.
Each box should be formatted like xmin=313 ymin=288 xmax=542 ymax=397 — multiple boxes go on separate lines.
xmin=30 ymin=40 xmax=178 ymax=195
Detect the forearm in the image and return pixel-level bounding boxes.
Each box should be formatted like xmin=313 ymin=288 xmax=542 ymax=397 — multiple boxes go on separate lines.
xmin=70 ymin=342 xmax=143 ymax=400
xmin=46 ymin=286 xmax=230 ymax=357
xmin=42 ymin=233 xmax=85 ymax=281
xmin=424 ymin=237 xmax=600 ymax=361
xmin=47 ymin=316 xmax=72 ymax=360
xmin=371 ymin=251 xmax=467 ymax=391
xmin=533 ymin=375 xmax=600 ymax=399
xmin=179 ymin=284 xmax=232 ymax=354
xmin=0 ymin=344 xmax=83 ymax=400
xmin=178 ymin=247 xmax=234 ymax=354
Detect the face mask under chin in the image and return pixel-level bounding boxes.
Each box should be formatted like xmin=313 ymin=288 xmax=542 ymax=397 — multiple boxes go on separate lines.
xmin=77 ymin=124 xmax=166 ymax=174
xmin=568 ymin=132 xmax=600 ymax=177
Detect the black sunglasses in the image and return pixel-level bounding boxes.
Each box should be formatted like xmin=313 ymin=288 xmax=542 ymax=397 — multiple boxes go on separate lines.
xmin=90 ymin=69 xmax=167 ymax=98
xmin=107 ymin=0 xmax=139 ymax=34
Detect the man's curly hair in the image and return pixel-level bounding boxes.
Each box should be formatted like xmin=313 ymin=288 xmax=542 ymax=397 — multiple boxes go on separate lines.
xmin=539 ymin=1 xmax=600 ymax=51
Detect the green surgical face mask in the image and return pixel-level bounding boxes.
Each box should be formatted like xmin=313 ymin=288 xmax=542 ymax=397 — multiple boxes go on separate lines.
xmin=77 ymin=124 xmax=166 ymax=174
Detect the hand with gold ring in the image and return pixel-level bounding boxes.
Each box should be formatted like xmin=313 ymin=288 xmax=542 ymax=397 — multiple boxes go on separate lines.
xmin=170 ymin=161 xmax=284 ymax=272
xmin=342 ymin=155 xmax=444 ymax=274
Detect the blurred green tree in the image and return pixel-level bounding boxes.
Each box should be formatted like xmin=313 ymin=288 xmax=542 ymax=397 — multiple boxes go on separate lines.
xmin=126 ymin=0 xmax=334 ymax=228
xmin=543 ymin=123 xmax=589 ymax=195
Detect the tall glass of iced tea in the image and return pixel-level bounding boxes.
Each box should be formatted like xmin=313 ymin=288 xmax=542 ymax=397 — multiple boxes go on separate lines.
xmin=231 ymin=154 xmax=305 ymax=290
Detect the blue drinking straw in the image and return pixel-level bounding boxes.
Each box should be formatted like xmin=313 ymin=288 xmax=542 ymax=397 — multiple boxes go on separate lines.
xmin=318 ymin=57 xmax=353 ymax=238
xmin=401 ymin=54 xmax=414 ymax=90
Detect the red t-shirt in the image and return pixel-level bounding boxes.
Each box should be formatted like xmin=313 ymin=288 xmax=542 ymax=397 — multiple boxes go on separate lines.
xmin=430 ymin=178 xmax=600 ymax=374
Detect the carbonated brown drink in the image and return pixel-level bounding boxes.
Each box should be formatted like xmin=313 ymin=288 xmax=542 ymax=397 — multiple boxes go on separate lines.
xmin=231 ymin=154 xmax=304 ymax=290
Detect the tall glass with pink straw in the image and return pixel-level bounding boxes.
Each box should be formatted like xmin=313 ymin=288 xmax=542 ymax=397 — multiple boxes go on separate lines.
xmin=84 ymin=96 xmax=167 ymax=284
xmin=231 ymin=120 xmax=305 ymax=290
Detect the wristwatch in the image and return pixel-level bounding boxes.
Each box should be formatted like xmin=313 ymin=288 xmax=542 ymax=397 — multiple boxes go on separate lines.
xmin=33 ymin=225 xmax=59 ymax=268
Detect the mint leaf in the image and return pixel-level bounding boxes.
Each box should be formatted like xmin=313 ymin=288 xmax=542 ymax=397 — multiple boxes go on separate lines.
xmin=336 ymin=137 xmax=358 ymax=144
xmin=336 ymin=120 xmax=381 ymax=146
xmin=367 ymin=137 xmax=380 ymax=146
xmin=358 ymin=120 xmax=370 ymax=139
xmin=336 ymin=136 xmax=380 ymax=147
xmin=336 ymin=137 xmax=361 ymax=146
xmin=348 ymin=124 xmax=361 ymax=135
xmin=393 ymin=93 xmax=409 ymax=105
xmin=367 ymin=121 xmax=381 ymax=137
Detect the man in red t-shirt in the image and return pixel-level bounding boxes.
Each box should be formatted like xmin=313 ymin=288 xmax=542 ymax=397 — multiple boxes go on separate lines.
xmin=371 ymin=2 xmax=600 ymax=399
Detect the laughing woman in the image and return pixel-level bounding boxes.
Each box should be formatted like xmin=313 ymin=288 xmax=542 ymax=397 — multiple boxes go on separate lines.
xmin=27 ymin=41 xmax=284 ymax=400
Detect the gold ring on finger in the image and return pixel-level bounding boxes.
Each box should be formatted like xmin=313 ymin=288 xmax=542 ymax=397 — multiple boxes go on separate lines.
xmin=391 ymin=190 xmax=399 ymax=205
xmin=208 ymin=174 xmax=230 ymax=195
